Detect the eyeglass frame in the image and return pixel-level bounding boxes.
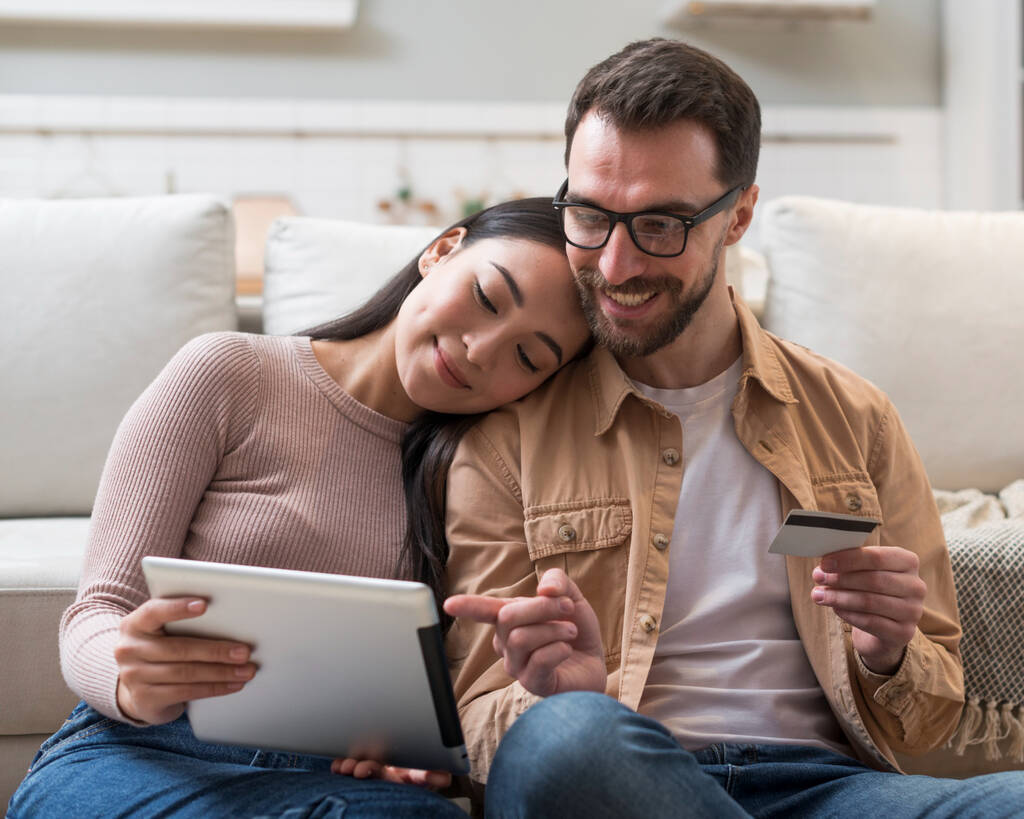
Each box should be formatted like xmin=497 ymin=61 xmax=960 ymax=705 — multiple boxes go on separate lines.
xmin=552 ymin=178 xmax=745 ymax=258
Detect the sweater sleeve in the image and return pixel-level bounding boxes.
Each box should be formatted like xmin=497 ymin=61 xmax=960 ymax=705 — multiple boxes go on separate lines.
xmin=59 ymin=332 xmax=260 ymax=722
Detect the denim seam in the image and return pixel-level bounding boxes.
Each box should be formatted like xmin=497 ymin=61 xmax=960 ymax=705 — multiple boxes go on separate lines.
xmin=31 ymin=718 xmax=118 ymax=767
xmin=723 ymin=763 xmax=737 ymax=796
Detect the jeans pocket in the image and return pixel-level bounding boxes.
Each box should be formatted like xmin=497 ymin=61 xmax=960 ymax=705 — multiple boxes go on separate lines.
xmin=30 ymin=701 xmax=119 ymax=769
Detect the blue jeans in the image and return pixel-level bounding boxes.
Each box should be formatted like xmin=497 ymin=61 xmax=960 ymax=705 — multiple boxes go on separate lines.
xmin=485 ymin=692 xmax=1024 ymax=819
xmin=8 ymin=701 xmax=466 ymax=818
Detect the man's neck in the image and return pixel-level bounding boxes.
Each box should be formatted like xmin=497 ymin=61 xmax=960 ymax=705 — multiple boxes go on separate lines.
xmin=617 ymin=285 xmax=742 ymax=389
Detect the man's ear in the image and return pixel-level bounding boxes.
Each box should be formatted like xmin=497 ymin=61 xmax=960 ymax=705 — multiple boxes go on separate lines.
xmin=724 ymin=184 xmax=759 ymax=246
xmin=417 ymin=227 xmax=468 ymax=277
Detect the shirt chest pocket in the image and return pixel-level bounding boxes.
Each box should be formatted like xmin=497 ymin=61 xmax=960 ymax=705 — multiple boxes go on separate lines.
xmin=811 ymin=473 xmax=884 ymax=546
xmin=524 ymin=499 xmax=631 ymax=666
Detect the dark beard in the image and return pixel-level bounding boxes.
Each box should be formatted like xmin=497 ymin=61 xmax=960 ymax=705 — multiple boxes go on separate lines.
xmin=575 ymin=238 xmax=725 ymax=358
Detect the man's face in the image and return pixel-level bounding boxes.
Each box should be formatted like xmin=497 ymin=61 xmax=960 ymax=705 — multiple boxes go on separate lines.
xmin=564 ymin=113 xmax=743 ymax=359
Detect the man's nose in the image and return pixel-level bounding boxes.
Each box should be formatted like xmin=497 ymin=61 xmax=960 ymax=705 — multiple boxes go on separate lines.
xmin=598 ymin=222 xmax=648 ymax=286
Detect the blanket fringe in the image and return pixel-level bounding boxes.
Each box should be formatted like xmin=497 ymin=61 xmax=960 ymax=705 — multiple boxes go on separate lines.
xmin=983 ymin=701 xmax=1004 ymax=760
xmin=949 ymin=696 xmax=983 ymax=755
xmin=1002 ymin=703 xmax=1024 ymax=763
xmin=945 ymin=696 xmax=1024 ymax=761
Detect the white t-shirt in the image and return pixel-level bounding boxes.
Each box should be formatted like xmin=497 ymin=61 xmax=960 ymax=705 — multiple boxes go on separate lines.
xmin=634 ymin=357 xmax=850 ymax=755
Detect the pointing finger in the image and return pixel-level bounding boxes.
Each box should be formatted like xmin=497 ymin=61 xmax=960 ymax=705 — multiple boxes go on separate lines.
xmin=443 ymin=594 xmax=508 ymax=624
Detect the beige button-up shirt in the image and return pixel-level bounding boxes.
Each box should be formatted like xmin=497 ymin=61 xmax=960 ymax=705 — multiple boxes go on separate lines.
xmin=445 ymin=295 xmax=964 ymax=784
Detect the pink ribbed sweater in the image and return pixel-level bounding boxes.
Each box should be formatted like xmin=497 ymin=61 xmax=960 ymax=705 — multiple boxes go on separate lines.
xmin=60 ymin=332 xmax=410 ymax=722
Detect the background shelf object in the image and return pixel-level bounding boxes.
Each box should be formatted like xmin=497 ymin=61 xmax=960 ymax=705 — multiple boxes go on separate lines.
xmin=0 ymin=0 xmax=358 ymax=31
xmin=941 ymin=0 xmax=1023 ymax=211
xmin=661 ymin=0 xmax=875 ymax=25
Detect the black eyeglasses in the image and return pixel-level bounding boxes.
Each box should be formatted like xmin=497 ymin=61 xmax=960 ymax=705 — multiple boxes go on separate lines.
xmin=552 ymin=179 xmax=743 ymax=258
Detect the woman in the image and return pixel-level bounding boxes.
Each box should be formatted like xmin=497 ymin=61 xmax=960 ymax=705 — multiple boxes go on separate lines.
xmin=9 ymin=198 xmax=590 ymax=818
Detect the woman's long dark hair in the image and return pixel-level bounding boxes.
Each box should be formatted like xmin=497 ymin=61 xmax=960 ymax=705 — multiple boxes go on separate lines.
xmin=305 ymin=198 xmax=570 ymax=625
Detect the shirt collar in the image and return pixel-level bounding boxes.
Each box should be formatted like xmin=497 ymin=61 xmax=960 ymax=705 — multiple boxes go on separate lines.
xmin=732 ymin=288 xmax=796 ymax=407
xmin=588 ymin=288 xmax=796 ymax=436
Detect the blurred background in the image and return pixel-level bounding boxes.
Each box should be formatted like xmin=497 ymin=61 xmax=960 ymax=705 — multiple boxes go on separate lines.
xmin=0 ymin=0 xmax=1020 ymax=295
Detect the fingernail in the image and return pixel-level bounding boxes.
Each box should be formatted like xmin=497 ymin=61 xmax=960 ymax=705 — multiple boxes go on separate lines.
xmin=226 ymin=682 xmax=244 ymax=692
xmin=558 ymin=597 xmax=573 ymax=614
xmin=811 ymin=587 xmax=826 ymax=604
xmin=229 ymin=646 xmax=248 ymax=661
xmin=234 ymin=664 xmax=254 ymax=678
xmin=187 ymin=599 xmax=205 ymax=613
xmin=812 ymin=567 xmax=825 ymax=582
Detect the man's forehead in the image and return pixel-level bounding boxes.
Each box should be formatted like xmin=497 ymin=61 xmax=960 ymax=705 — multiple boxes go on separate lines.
xmin=566 ymin=117 xmax=722 ymax=212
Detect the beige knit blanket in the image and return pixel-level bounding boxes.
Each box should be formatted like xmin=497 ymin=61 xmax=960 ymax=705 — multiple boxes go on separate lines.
xmin=934 ymin=479 xmax=1024 ymax=761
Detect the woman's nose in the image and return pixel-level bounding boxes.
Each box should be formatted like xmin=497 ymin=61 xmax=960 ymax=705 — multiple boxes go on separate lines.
xmin=462 ymin=328 xmax=502 ymax=368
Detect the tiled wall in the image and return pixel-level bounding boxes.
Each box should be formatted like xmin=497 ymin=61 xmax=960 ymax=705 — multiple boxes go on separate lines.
xmin=0 ymin=96 xmax=943 ymax=248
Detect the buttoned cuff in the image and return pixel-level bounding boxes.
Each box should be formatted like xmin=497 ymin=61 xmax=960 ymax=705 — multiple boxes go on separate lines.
xmin=854 ymin=648 xmax=901 ymax=687
xmin=855 ymin=632 xmax=927 ymax=744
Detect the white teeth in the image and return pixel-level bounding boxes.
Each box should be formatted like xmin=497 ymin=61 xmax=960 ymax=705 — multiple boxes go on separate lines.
xmin=606 ymin=290 xmax=655 ymax=307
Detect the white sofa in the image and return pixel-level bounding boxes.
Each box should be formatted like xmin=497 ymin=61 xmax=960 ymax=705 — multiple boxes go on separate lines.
xmin=2 ymin=193 xmax=1023 ymax=808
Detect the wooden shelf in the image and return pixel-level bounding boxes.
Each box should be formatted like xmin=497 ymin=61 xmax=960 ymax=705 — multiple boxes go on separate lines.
xmin=0 ymin=0 xmax=358 ymax=30
xmin=661 ymin=0 xmax=875 ymax=25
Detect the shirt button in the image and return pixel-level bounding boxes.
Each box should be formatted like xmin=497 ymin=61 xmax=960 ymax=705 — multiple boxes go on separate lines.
xmin=652 ymin=533 xmax=670 ymax=551
xmin=662 ymin=448 xmax=680 ymax=466
xmin=639 ymin=614 xmax=657 ymax=633
xmin=845 ymin=494 xmax=863 ymax=512
xmin=557 ymin=524 xmax=577 ymax=542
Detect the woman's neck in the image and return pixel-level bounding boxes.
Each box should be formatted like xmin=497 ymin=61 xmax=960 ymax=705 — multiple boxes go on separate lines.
xmin=310 ymin=325 xmax=422 ymax=423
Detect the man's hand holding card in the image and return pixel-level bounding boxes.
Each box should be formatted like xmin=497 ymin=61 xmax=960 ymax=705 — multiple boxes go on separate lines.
xmin=768 ymin=509 xmax=879 ymax=558
xmin=770 ymin=510 xmax=928 ymax=676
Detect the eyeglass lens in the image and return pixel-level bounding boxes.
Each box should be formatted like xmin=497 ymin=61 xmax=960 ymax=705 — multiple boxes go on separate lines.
xmin=562 ymin=206 xmax=687 ymax=255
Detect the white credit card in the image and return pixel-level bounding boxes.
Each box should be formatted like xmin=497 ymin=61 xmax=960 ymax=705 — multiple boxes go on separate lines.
xmin=768 ymin=509 xmax=879 ymax=558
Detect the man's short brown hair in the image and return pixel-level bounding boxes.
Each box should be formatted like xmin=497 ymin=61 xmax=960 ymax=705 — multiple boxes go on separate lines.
xmin=565 ymin=38 xmax=761 ymax=190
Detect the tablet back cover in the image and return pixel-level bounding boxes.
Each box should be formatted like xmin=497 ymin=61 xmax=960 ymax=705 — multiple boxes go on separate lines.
xmin=142 ymin=557 xmax=469 ymax=774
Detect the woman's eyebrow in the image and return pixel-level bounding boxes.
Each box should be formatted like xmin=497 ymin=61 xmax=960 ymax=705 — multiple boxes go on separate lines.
xmin=536 ymin=332 xmax=563 ymax=367
xmin=491 ymin=262 xmax=523 ymax=307
xmin=490 ymin=261 xmax=562 ymax=365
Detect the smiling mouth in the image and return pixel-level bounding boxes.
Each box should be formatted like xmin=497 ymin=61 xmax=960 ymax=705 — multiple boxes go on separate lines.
xmin=605 ymin=290 xmax=656 ymax=307
xmin=434 ymin=339 xmax=470 ymax=389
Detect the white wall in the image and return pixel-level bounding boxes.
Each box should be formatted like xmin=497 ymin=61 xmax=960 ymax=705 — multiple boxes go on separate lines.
xmin=0 ymin=0 xmax=941 ymax=105
xmin=0 ymin=0 xmax=948 ymax=246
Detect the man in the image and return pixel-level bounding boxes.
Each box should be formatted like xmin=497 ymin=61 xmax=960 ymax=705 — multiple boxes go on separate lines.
xmin=443 ymin=38 xmax=1021 ymax=817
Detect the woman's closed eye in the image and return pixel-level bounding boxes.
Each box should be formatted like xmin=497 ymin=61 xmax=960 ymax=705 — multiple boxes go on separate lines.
xmin=473 ymin=280 xmax=497 ymax=314
xmin=517 ymin=344 xmax=539 ymax=374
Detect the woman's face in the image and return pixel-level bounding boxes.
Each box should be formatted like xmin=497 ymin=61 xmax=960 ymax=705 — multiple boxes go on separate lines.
xmin=394 ymin=232 xmax=589 ymax=415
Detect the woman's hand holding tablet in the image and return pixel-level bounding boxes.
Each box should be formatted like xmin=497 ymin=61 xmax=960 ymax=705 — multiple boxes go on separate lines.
xmin=114 ymin=596 xmax=257 ymax=725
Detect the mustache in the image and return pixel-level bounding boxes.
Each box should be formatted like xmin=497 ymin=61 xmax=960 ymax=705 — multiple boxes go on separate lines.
xmin=575 ymin=267 xmax=683 ymax=297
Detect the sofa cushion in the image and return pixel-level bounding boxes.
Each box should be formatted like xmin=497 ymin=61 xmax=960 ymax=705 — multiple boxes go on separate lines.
xmin=760 ymin=196 xmax=1024 ymax=492
xmin=262 ymin=217 xmax=438 ymax=336
xmin=0 ymin=195 xmax=237 ymax=517
xmin=0 ymin=517 xmax=88 ymax=734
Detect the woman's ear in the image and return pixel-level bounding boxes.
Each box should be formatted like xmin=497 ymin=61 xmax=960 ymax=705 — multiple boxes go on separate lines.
xmin=418 ymin=227 xmax=468 ymax=277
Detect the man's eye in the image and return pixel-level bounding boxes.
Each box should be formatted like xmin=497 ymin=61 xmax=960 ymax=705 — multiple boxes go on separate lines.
xmin=571 ymin=208 xmax=606 ymax=227
xmin=473 ymin=281 xmax=497 ymax=314
xmin=635 ymin=216 xmax=681 ymax=235
xmin=517 ymin=345 xmax=539 ymax=374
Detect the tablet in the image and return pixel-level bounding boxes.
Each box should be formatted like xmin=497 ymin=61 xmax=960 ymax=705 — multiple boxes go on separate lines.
xmin=141 ymin=556 xmax=469 ymax=775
